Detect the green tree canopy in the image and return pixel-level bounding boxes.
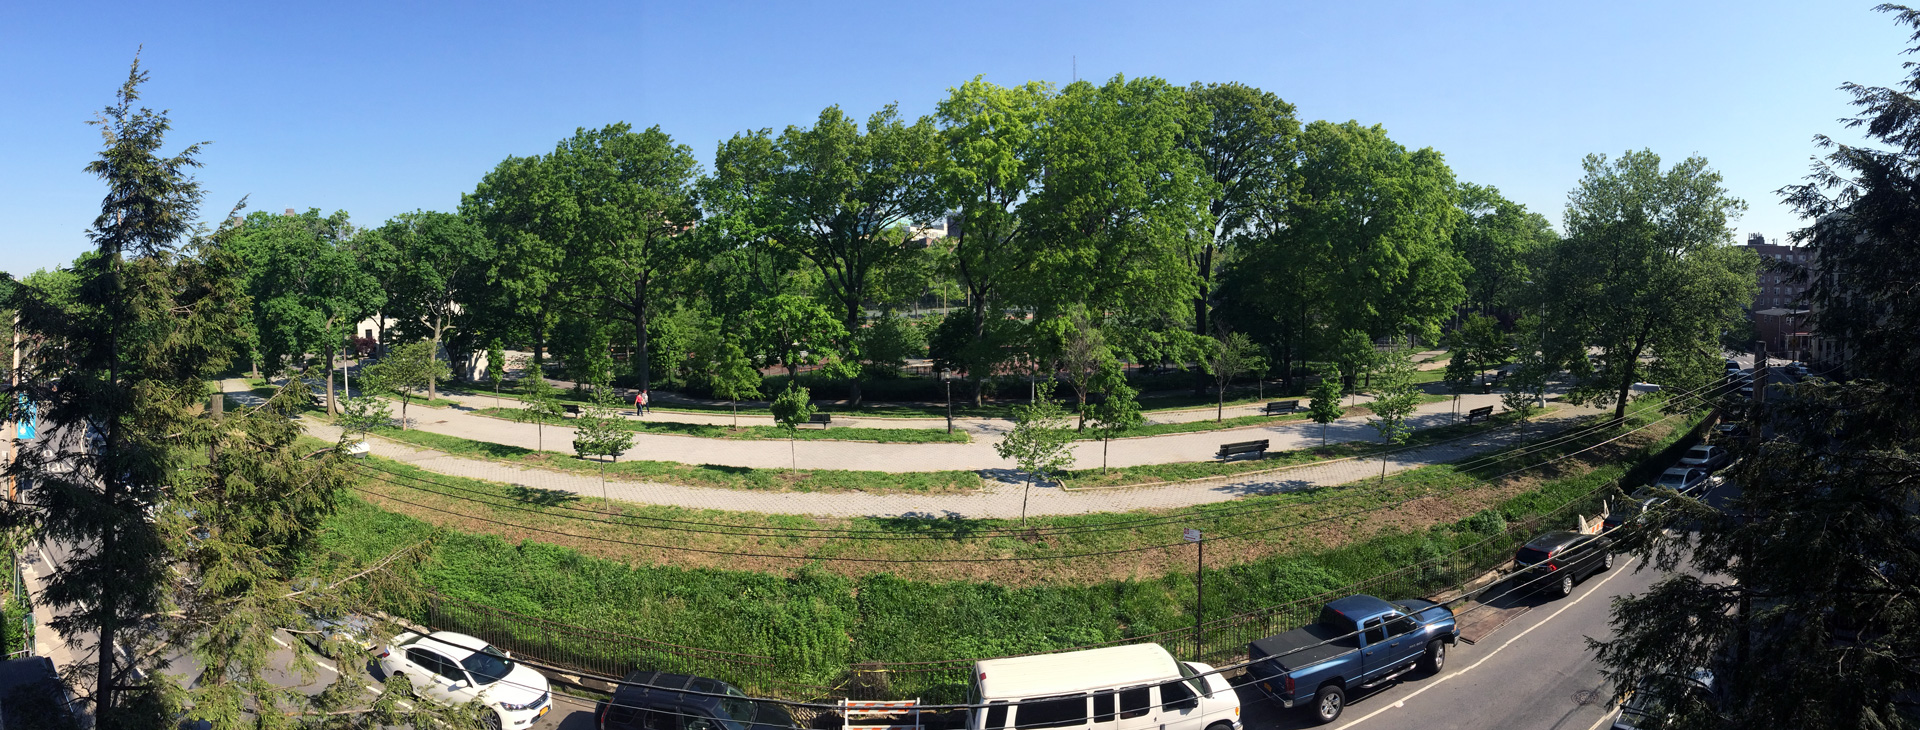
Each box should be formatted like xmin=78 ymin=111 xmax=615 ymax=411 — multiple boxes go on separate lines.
xmin=552 ymin=123 xmax=704 ymax=393
xmin=1540 ymin=149 xmax=1757 ymax=420
xmin=367 ymin=210 xmax=488 ymax=400
xmin=227 ymin=207 xmax=384 ymax=416
xmin=1453 ymin=183 xmax=1556 ymax=314
xmin=1019 ymin=75 xmax=1209 ymax=322
xmin=711 ymin=104 xmax=944 ymax=404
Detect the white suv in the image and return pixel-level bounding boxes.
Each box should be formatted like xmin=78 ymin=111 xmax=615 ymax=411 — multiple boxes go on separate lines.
xmin=377 ymin=631 xmax=552 ymax=728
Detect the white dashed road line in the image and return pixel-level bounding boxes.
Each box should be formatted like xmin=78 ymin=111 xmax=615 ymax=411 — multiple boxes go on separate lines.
xmin=1332 ymin=557 xmax=1638 ymax=730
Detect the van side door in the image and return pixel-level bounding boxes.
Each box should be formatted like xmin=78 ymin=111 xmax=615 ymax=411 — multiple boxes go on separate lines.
xmin=1158 ymin=677 xmax=1202 ymax=729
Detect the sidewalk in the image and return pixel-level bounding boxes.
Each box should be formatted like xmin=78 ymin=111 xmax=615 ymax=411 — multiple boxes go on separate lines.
xmin=312 ymin=411 xmax=1593 ymax=519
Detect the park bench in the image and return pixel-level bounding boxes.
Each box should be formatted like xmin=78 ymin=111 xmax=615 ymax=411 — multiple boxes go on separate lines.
xmin=809 ymin=413 xmax=833 ymax=428
xmin=1216 ymin=439 xmax=1270 ymax=460
xmin=1463 ymin=405 xmax=1495 ymax=424
xmin=562 ymin=404 xmax=581 ymax=418
xmin=1263 ymin=399 xmax=1302 ymax=415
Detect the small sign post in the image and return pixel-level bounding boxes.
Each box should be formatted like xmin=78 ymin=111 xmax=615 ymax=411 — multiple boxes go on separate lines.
xmin=1185 ymin=528 xmax=1204 ymax=652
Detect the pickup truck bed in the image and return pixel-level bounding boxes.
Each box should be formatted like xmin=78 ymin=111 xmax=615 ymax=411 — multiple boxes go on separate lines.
xmin=1248 ymin=622 xmax=1357 ymax=672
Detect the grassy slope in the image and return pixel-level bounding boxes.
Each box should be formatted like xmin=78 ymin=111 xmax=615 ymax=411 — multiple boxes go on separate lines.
xmin=321 ymin=403 xmax=1701 ymax=698
xmin=362 ymin=427 xmax=982 ymax=494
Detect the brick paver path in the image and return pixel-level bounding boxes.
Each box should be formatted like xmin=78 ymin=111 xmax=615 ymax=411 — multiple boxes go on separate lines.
xmin=270 ymin=391 xmax=1604 ymax=520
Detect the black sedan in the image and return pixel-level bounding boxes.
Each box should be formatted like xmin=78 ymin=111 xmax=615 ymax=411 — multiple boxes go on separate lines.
xmin=1514 ymin=530 xmax=1614 ymax=598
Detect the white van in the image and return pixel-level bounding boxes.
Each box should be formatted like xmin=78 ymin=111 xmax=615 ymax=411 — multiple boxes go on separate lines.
xmin=969 ymin=644 xmax=1241 ymax=730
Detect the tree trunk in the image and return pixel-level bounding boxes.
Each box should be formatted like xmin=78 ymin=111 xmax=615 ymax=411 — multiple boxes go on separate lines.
xmin=1193 ymin=240 xmax=1214 ymax=397
xmin=400 ymin=396 xmax=410 ymax=431
xmin=428 ymin=314 xmax=442 ymax=401
xmin=1217 ymin=382 xmax=1225 ymax=422
xmin=634 ymin=276 xmax=652 ymax=394
xmin=325 ymin=346 xmax=338 ymax=417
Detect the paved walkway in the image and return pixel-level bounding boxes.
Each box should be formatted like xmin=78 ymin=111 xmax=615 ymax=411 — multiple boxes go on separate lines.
xmin=308 ymin=411 xmax=1593 ymax=519
xmin=233 ymin=379 xmax=1583 ymax=473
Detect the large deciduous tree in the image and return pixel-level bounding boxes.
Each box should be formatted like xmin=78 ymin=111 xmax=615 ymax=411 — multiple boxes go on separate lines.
xmin=369 ymin=210 xmax=488 ymax=400
xmin=1289 ymin=120 xmax=1466 ymax=345
xmin=933 ymin=77 xmax=1052 ymax=404
xmin=230 ymin=207 xmax=384 ymax=416
xmin=711 ymin=105 xmax=944 ymax=404
xmin=1453 ymin=183 xmax=1555 ymax=315
xmin=1183 ymin=82 xmax=1299 ymax=392
xmin=553 ymin=124 xmax=702 ymax=394
xmin=463 ymin=153 xmax=574 ymax=369
xmin=1020 ymin=75 xmax=1209 ymax=323
xmin=1541 ymin=150 xmax=1757 ymax=420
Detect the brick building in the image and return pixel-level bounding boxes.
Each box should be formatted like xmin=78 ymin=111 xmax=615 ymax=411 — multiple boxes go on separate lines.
xmin=1745 ymin=233 xmax=1814 ymax=310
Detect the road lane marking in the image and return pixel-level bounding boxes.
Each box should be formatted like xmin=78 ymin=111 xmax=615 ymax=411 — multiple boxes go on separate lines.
xmin=1332 ymin=557 xmax=1638 ymax=730
xmin=1583 ymin=703 xmax=1618 ymax=730
xmin=268 ymin=635 xmax=341 ymax=674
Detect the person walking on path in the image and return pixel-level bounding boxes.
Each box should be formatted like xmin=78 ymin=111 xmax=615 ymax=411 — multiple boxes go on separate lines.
xmin=636 ymin=389 xmax=650 ymax=416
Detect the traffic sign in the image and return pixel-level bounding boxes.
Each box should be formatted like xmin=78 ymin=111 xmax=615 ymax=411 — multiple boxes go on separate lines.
xmin=1183 ymin=528 xmax=1201 ymax=543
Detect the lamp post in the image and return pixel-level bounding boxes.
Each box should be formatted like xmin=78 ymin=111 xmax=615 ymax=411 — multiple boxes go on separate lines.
xmin=940 ymin=368 xmax=953 ymax=434
xmin=1525 ymin=279 xmax=1547 ymax=407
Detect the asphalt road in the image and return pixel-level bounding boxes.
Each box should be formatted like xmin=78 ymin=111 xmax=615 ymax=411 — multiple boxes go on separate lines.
xmin=1236 ymin=555 xmax=1659 ymax=730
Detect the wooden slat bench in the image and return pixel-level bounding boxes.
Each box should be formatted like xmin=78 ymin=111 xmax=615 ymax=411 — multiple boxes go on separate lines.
xmin=1463 ymin=405 xmax=1495 ymax=424
xmin=1217 ymin=439 xmax=1270 ymax=460
xmin=808 ymin=413 xmax=833 ymax=428
xmin=1264 ymin=399 xmax=1302 ymax=415
xmin=562 ymin=404 xmax=581 ymax=418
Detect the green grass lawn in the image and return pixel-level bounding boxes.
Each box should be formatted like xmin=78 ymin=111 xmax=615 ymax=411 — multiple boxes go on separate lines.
xmin=1066 ymin=408 xmax=1559 ymax=487
xmin=361 ymin=426 xmax=982 ymax=493
xmin=467 ymin=407 xmax=968 ymax=444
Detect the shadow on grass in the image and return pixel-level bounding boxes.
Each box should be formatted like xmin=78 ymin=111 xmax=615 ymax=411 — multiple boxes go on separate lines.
xmin=507 ymin=484 xmax=580 ymax=507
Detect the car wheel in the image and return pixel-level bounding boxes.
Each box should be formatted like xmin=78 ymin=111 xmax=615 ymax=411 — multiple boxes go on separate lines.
xmin=1312 ymin=684 xmax=1345 ymax=725
xmin=1600 ymin=552 xmax=1615 ymax=572
xmin=1419 ymin=639 xmax=1446 ymax=674
xmin=1559 ymin=574 xmax=1574 ymax=597
xmin=485 ymin=711 xmax=503 ymax=730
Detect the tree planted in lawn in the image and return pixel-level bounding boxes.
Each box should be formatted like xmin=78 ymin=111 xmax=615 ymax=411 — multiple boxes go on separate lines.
xmin=995 ymin=383 xmax=1076 ymax=525
xmin=365 ymin=340 xmax=447 ymax=431
xmin=769 ymin=383 xmax=816 ymax=469
xmin=1308 ymin=366 xmax=1346 ymax=446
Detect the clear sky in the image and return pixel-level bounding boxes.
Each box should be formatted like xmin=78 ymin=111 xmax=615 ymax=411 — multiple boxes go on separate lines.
xmin=0 ymin=1 xmax=1906 ymax=277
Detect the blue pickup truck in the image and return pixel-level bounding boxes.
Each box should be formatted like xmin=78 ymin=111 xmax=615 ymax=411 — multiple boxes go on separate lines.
xmin=1246 ymin=594 xmax=1459 ymax=724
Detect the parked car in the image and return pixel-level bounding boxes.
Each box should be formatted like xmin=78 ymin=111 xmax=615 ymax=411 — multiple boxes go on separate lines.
xmin=1732 ymin=369 xmax=1754 ymax=383
xmin=1514 ymin=531 xmax=1614 ymax=598
xmin=967 ymin=643 xmax=1240 ymax=730
xmin=1788 ymin=362 xmax=1810 ymax=379
xmin=1653 ymin=467 xmax=1716 ymax=496
xmin=1723 ymin=359 xmax=1740 ymax=373
xmin=1712 ymin=422 xmax=1745 ymax=442
xmin=1612 ymin=670 xmax=1714 ymax=730
xmin=600 ymin=671 xmax=795 ymax=730
xmin=1603 ymin=487 xmax=1670 ymax=532
xmin=300 ymin=611 xmax=377 ymax=655
xmin=1246 ymin=594 xmax=1458 ymax=725
xmin=1676 ymin=445 xmax=1730 ymax=471
xmin=376 ymin=631 xmax=551 ymax=729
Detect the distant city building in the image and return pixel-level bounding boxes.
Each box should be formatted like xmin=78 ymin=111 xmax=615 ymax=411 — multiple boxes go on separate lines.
xmin=1744 ymin=233 xmax=1814 ymax=310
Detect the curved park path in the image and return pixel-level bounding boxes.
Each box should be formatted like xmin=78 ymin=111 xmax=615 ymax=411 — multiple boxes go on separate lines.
xmin=230 ymin=379 xmax=1609 ymax=519
xmin=250 ymin=379 xmax=1572 ymax=472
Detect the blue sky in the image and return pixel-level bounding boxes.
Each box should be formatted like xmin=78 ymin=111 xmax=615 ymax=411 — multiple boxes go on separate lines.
xmin=0 ymin=1 xmax=1906 ymax=277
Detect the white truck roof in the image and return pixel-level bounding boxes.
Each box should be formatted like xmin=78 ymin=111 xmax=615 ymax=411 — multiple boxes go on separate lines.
xmin=974 ymin=643 xmax=1180 ymax=700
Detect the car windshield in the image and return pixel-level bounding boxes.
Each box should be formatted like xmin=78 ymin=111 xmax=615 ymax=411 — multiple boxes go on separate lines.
xmin=459 ymin=651 xmax=514 ymax=686
xmin=1687 ymin=447 xmax=1711 ymax=458
xmin=1657 ymin=472 xmax=1692 ymax=488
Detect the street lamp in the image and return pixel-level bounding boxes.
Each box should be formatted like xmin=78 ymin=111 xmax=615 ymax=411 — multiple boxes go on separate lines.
xmin=940 ymin=368 xmax=954 ymax=434
xmin=1525 ymin=279 xmax=1546 ymax=408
